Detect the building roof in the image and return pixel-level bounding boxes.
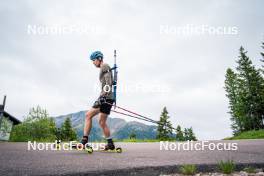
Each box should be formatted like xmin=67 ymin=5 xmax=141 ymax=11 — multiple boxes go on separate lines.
xmin=0 ymin=110 xmax=21 ymax=125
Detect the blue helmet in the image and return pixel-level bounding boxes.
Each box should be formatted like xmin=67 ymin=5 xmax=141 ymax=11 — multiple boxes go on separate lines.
xmin=90 ymin=51 xmax=103 ymax=61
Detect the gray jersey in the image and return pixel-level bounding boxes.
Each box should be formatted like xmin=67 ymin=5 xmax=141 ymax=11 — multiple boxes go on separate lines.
xmin=99 ymin=63 xmax=114 ymax=99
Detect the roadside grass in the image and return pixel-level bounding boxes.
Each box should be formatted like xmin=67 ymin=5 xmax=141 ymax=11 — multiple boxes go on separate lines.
xmin=180 ymin=164 xmax=197 ymax=175
xmin=224 ymin=130 xmax=264 ymax=140
xmin=75 ymin=139 xmax=172 ymax=143
xmin=243 ymin=167 xmax=256 ymax=173
xmin=217 ymin=160 xmax=235 ymax=174
xmin=115 ymin=138 xmax=180 ymax=142
xmin=83 ymin=139 xmax=161 ymax=143
xmin=116 ymin=139 xmax=161 ymax=142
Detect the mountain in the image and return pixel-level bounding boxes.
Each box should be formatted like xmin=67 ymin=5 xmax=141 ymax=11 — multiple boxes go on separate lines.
xmin=53 ymin=110 xmax=157 ymax=141
xmin=113 ymin=121 xmax=157 ymax=139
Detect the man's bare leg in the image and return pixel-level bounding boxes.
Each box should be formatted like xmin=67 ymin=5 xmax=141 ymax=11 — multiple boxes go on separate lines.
xmin=99 ymin=112 xmax=115 ymax=149
xmin=81 ymin=108 xmax=100 ymax=144
xmin=99 ymin=112 xmax=110 ymax=138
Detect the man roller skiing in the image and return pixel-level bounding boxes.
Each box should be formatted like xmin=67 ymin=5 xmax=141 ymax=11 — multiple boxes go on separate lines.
xmin=80 ymin=51 xmax=115 ymax=150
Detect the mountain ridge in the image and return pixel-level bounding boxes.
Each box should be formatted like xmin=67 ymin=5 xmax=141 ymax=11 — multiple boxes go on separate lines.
xmin=53 ymin=110 xmax=157 ymax=141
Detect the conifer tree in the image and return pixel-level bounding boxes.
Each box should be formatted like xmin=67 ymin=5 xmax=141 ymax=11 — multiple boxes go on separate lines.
xmin=157 ymin=107 xmax=173 ymax=140
xmin=61 ymin=116 xmax=77 ymax=141
xmin=175 ymin=125 xmax=184 ymax=141
xmin=225 ymin=46 xmax=264 ymax=134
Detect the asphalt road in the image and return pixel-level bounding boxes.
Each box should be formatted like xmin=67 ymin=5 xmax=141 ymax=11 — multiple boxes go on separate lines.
xmin=0 ymin=140 xmax=264 ymax=176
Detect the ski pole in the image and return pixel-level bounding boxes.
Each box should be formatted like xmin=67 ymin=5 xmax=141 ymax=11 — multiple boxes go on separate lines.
xmin=113 ymin=103 xmax=175 ymax=129
xmin=111 ymin=109 xmax=159 ymax=124
xmin=110 ymin=104 xmax=176 ymax=130
xmin=106 ymin=102 xmax=159 ymax=124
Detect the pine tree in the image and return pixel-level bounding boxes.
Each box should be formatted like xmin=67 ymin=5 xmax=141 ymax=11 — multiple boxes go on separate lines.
xmin=187 ymin=127 xmax=197 ymax=141
xmin=183 ymin=128 xmax=189 ymax=141
xmin=236 ymin=47 xmax=264 ymax=130
xmin=224 ymin=68 xmax=242 ymax=134
xmin=129 ymin=132 xmax=136 ymax=139
xmin=61 ymin=117 xmax=77 ymax=141
xmin=157 ymin=107 xmax=173 ymax=140
xmin=175 ymin=125 xmax=184 ymax=141
xmin=260 ymin=43 xmax=264 ymax=122
xmin=225 ymin=46 xmax=264 ymax=135
xmin=260 ymin=42 xmax=264 ymax=127
xmin=55 ymin=127 xmax=62 ymax=140
xmin=25 ymin=105 xmax=49 ymax=122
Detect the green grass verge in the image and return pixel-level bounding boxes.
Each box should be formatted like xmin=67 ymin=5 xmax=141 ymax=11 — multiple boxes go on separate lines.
xmin=218 ymin=160 xmax=235 ymax=174
xmin=224 ymin=130 xmax=264 ymax=140
xmin=118 ymin=138 xmax=181 ymax=142
xmin=76 ymin=138 xmax=176 ymax=143
xmin=116 ymin=139 xmax=161 ymax=142
xmin=243 ymin=167 xmax=256 ymax=173
xmin=180 ymin=164 xmax=197 ymax=175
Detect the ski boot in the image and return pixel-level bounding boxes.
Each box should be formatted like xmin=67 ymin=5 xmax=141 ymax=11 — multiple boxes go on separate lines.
xmin=104 ymin=142 xmax=115 ymax=151
xmin=74 ymin=136 xmax=93 ymax=154
xmin=55 ymin=140 xmax=61 ymax=149
xmin=103 ymin=142 xmax=122 ymax=153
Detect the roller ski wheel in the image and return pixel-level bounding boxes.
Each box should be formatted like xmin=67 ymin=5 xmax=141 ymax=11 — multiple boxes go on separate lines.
xmin=115 ymin=147 xmax=122 ymax=153
xmin=85 ymin=146 xmax=93 ymax=154
xmin=55 ymin=141 xmax=61 ymax=149
xmin=55 ymin=144 xmax=60 ymax=150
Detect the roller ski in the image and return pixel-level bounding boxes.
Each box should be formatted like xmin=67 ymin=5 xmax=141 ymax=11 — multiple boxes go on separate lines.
xmin=100 ymin=144 xmax=122 ymax=153
xmin=96 ymin=139 xmax=122 ymax=153
xmin=95 ymin=145 xmax=122 ymax=153
xmin=70 ymin=136 xmax=93 ymax=154
xmin=73 ymin=144 xmax=93 ymax=154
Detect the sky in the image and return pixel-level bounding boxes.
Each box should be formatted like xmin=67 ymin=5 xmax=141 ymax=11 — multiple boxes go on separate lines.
xmin=0 ymin=0 xmax=263 ymax=140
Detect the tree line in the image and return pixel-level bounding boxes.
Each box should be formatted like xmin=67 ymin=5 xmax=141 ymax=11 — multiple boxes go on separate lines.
xmin=156 ymin=107 xmax=197 ymax=141
xmin=10 ymin=106 xmax=77 ymax=142
xmin=10 ymin=105 xmax=196 ymax=142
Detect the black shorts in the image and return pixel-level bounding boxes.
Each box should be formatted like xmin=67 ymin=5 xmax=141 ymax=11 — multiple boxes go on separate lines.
xmin=92 ymin=99 xmax=114 ymax=115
